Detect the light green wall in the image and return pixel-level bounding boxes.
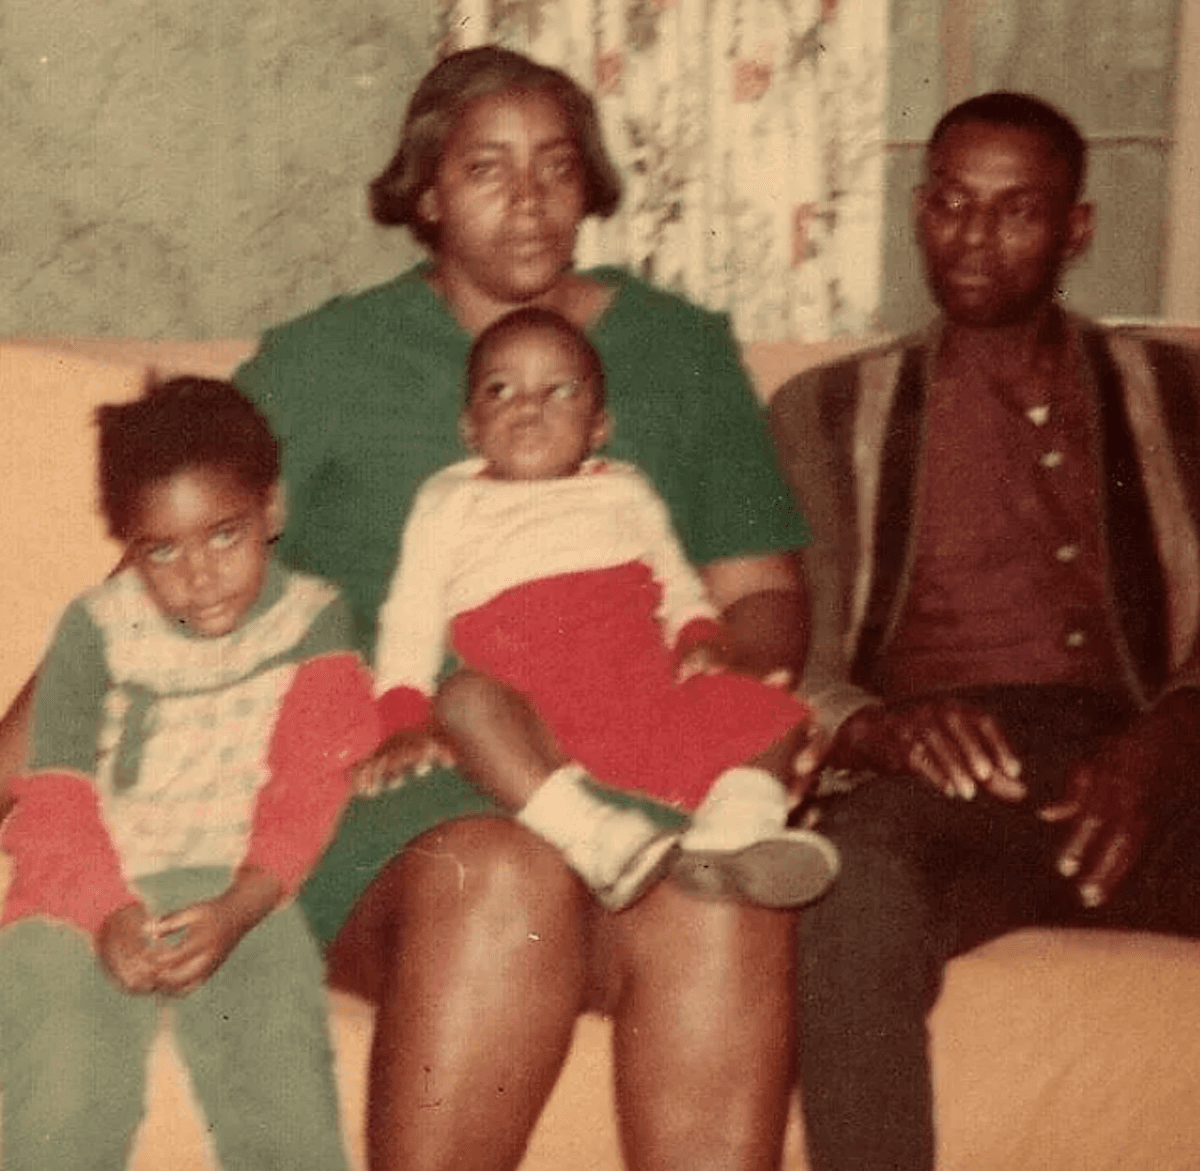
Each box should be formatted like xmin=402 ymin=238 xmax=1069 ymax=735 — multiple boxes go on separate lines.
xmin=880 ymin=0 xmax=1180 ymax=333
xmin=1 ymin=1 xmax=1182 ymax=339
xmin=1 ymin=0 xmax=431 ymax=338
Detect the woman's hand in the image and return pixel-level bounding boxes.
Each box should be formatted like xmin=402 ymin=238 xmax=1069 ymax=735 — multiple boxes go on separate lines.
xmin=354 ymin=726 xmax=456 ymax=796
xmin=97 ymin=902 xmax=162 ymax=995
xmin=700 ymin=552 xmax=807 ymax=682
xmin=675 ymin=638 xmax=730 ymax=682
xmin=151 ymin=867 xmax=282 ymax=997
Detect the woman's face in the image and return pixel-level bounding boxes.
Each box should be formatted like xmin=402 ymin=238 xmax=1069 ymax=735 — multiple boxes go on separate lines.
xmin=421 ymin=89 xmax=587 ymax=315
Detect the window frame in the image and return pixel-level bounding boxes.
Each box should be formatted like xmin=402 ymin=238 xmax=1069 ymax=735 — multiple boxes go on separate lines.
xmin=911 ymin=0 xmax=1198 ymax=324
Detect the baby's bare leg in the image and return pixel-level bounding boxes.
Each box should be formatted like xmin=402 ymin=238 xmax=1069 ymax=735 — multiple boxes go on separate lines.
xmin=434 ymin=669 xmax=677 ymax=911
xmin=434 ymin=668 xmax=564 ymax=809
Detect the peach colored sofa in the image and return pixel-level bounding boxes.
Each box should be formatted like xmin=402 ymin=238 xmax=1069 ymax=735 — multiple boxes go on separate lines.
xmin=3 ymin=334 xmax=1200 ymax=1171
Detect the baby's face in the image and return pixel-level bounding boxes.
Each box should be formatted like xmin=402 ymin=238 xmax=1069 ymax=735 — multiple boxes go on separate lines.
xmin=463 ymin=324 xmax=609 ymax=481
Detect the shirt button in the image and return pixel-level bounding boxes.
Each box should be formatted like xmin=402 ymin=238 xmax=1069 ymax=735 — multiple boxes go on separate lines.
xmin=1065 ymin=630 xmax=1086 ymax=649
xmin=1055 ymin=544 xmax=1080 ymax=563
xmin=1040 ymin=450 xmax=1064 ymax=469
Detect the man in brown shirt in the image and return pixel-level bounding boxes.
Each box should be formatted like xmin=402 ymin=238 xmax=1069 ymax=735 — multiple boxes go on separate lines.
xmin=772 ymin=91 xmax=1200 ymax=1171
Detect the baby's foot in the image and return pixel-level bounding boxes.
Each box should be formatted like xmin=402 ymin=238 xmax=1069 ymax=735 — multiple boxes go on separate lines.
xmin=671 ymin=828 xmax=839 ymax=907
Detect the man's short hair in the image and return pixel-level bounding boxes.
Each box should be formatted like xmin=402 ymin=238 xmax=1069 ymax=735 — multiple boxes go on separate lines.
xmin=928 ymin=92 xmax=1087 ymax=202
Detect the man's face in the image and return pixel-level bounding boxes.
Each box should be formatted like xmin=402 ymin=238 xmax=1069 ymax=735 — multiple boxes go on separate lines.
xmin=916 ymin=121 xmax=1093 ymax=327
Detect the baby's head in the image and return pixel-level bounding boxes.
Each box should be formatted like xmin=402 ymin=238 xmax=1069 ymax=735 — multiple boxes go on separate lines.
xmin=97 ymin=376 xmax=283 ymax=637
xmin=462 ymin=307 xmax=612 ymax=481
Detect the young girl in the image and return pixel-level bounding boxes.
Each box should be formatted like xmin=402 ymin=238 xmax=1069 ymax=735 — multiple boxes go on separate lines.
xmin=361 ymin=307 xmax=838 ymax=910
xmin=0 ymin=377 xmax=378 ymax=1171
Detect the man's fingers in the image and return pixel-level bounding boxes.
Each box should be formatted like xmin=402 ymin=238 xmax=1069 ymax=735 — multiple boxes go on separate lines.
xmin=1078 ymin=831 xmax=1133 ymax=908
xmin=973 ymin=717 xmax=1026 ymax=800
xmin=975 ymin=716 xmax=1023 ymax=781
xmin=1038 ymin=766 xmax=1089 ymax=824
xmin=943 ymin=710 xmax=994 ymax=788
xmin=943 ymin=710 xmax=1025 ymax=800
xmin=1037 ymin=796 xmax=1079 ymax=823
xmin=1055 ymin=812 xmax=1104 ymax=879
xmin=910 ymin=728 xmax=975 ymax=799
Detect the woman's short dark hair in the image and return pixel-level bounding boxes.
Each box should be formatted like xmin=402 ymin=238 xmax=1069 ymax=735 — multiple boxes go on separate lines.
xmin=929 ymin=91 xmax=1087 ymax=202
xmin=370 ymin=46 xmax=622 ymax=249
xmin=97 ymin=376 xmax=280 ymax=540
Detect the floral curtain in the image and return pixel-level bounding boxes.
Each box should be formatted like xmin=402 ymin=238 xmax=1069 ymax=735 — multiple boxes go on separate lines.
xmin=432 ymin=0 xmax=889 ymax=342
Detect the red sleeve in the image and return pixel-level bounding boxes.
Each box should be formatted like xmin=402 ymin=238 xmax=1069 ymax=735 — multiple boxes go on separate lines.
xmin=242 ymin=652 xmax=381 ymax=894
xmin=0 ymin=772 xmax=140 ymax=937
xmin=377 ymin=685 xmax=434 ymax=736
xmin=672 ymin=617 xmax=731 ymax=666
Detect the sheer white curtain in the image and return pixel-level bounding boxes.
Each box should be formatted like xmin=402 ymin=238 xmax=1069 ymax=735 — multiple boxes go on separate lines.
xmin=433 ymin=0 xmax=888 ymax=341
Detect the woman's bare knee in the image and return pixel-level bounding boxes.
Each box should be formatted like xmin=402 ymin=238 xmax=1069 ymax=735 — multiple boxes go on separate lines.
xmin=328 ymin=817 xmax=585 ymax=1002
xmin=607 ymin=883 xmax=796 ymax=1171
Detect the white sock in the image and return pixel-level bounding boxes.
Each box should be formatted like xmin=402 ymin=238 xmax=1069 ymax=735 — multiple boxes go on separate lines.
xmin=517 ymin=762 xmax=602 ymax=845
xmin=518 ymin=763 xmax=668 ymax=891
xmin=684 ymin=766 xmax=790 ymax=851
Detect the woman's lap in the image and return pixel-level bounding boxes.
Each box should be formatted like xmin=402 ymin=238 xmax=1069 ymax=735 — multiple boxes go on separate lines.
xmin=306 ymin=764 xmax=690 ymax=956
xmin=320 ymin=793 xmax=789 ymax=1018
xmin=300 ymin=765 xmax=499 ymax=950
xmin=316 ymin=784 xmax=795 ymax=1170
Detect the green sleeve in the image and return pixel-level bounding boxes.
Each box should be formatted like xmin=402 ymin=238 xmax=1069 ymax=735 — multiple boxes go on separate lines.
xmin=28 ymin=601 xmax=109 ymax=774
xmin=682 ymin=310 xmax=812 ymax=564
xmin=291 ymin=593 xmax=356 ymax=661
xmin=595 ymin=272 xmax=811 ymax=567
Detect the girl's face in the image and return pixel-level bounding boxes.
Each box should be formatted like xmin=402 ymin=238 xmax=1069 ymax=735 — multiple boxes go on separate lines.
xmin=421 ymin=89 xmax=587 ymax=320
xmin=462 ymin=324 xmax=610 ymax=481
xmin=125 ymin=466 xmax=282 ymax=637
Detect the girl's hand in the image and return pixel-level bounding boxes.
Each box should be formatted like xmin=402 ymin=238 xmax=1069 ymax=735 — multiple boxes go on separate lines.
xmin=97 ymin=902 xmax=162 ymax=995
xmin=151 ymin=867 xmax=282 ymax=997
xmin=353 ymin=726 xmax=456 ymax=795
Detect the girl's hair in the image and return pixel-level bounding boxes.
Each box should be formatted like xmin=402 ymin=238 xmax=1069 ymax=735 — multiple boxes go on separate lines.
xmin=96 ymin=375 xmax=279 ymax=540
xmin=467 ymin=306 xmax=606 ymax=406
xmin=369 ymin=45 xmax=622 ymax=249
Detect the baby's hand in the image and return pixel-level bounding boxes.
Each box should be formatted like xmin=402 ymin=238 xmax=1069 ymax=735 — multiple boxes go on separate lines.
xmin=354 ymin=725 xmax=456 ymax=796
xmin=676 ymin=639 xmax=731 ymax=683
xmin=97 ymin=903 xmax=162 ymax=995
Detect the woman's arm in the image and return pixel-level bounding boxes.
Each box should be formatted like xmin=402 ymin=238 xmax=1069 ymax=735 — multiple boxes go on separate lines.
xmin=0 ymin=675 xmax=35 ymax=819
xmin=700 ymin=551 xmax=808 ymax=681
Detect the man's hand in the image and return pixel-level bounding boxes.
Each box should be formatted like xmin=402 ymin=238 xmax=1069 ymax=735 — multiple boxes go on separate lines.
xmin=1039 ymin=689 xmax=1200 ymax=908
xmin=151 ymin=867 xmax=282 ymax=997
xmin=97 ymin=902 xmax=162 ymax=994
xmin=831 ymin=698 xmax=1026 ymax=801
xmin=353 ymin=725 xmax=455 ymax=796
